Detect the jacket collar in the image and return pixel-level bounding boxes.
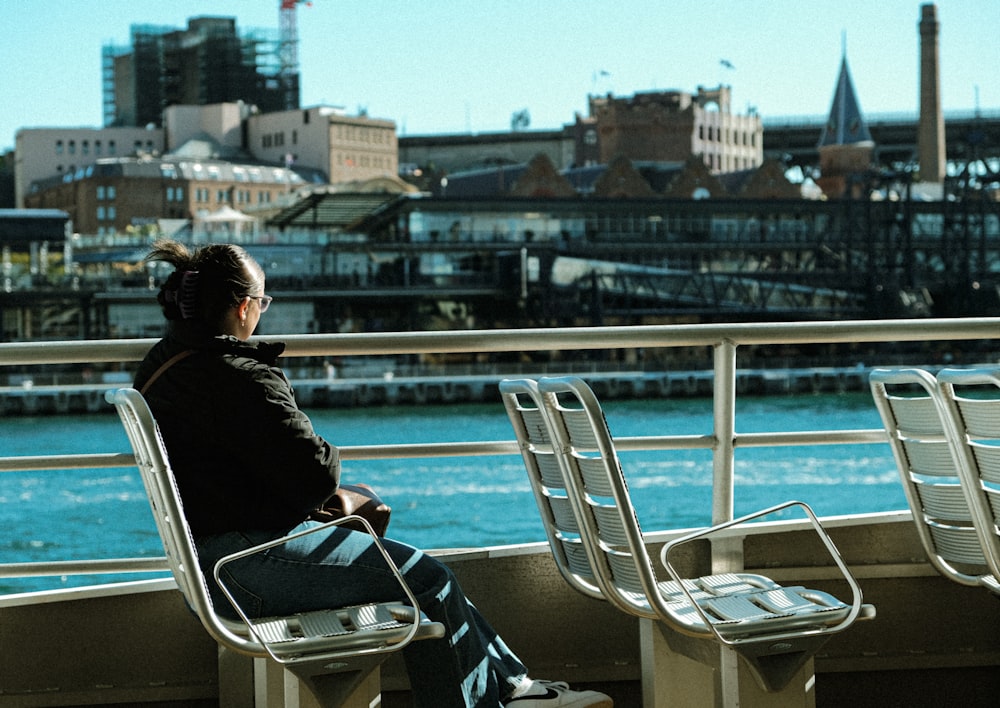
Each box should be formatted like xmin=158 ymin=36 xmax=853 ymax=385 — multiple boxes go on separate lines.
xmin=166 ymin=321 xmax=285 ymax=365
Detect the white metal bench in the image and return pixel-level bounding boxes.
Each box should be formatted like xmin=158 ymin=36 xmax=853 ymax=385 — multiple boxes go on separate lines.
xmin=500 ymin=376 xmax=874 ymax=702
xmin=870 ymin=367 xmax=1000 ymax=595
xmin=106 ymin=387 xmax=444 ymax=708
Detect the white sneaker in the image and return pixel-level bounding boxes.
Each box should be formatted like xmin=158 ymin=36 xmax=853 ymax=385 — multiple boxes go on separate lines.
xmin=504 ymin=680 xmax=613 ymax=708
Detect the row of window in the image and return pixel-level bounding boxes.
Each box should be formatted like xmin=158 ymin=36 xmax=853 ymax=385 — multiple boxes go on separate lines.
xmin=334 ymin=125 xmax=391 ymax=145
xmin=236 ymin=189 xmax=272 ymax=205
xmin=55 ymin=138 xmax=157 ymax=156
xmin=90 ymin=185 xmax=275 ymax=225
xmin=703 ymin=154 xmax=757 ymax=172
xmin=336 ymin=154 xmax=393 ymax=169
xmin=192 ymin=187 xmax=274 ymax=204
xmin=261 ymin=130 xmax=296 ymax=148
xmin=697 ymin=125 xmax=758 ymax=147
xmin=89 ymin=184 xmax=276 ymax=209
xmin=159 ymin=162 xmax=294 ymax=183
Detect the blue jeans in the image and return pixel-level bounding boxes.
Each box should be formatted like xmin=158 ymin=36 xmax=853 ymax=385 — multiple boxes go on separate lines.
xmin=197 ymin=522 xmax=529 ymax=707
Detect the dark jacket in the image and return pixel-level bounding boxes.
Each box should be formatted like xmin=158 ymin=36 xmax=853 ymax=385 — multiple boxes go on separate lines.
xmin=134 ymin=322 xmax=340 ymax=537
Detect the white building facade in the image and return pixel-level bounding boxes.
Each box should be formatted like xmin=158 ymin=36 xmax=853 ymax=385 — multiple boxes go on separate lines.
xmin=14 ymin=126 xmax=164 ymax=207
xmin=248 ymin=106 xmax=397 ymax=184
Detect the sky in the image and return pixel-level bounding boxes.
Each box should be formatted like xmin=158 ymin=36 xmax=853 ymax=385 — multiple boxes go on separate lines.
xmin=2 ymin=0 xmax=998 ymax=153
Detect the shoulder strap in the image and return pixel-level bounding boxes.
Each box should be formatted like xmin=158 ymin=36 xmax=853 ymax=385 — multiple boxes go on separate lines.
xmin=140 ymin=349 xmax=196 ymax=395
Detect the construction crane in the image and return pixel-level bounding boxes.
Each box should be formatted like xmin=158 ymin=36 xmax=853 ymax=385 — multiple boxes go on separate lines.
xmin=278 ymin=0 xmax=312 ymax=110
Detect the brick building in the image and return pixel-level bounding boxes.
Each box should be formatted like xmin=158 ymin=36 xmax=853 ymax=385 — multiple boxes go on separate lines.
xmin=23 ymin=155 xmax=320 ymax=236
xmin=583 ymin=85 xmax=763 ymax=173
xmin=20 ymin=102 xmax=395 ymax=235
xmin=399 ymin=85 xmax=763 ymax=178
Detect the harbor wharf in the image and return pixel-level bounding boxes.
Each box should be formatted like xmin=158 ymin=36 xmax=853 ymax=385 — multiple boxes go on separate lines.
xmin=0 ymin=363 xmax=924 ymax=416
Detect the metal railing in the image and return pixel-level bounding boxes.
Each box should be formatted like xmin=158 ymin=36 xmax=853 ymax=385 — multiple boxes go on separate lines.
xmin=2 ymin=317 xmax=999 ymax=584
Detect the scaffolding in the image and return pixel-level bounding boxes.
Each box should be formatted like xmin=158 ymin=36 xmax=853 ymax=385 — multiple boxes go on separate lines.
xmin=101 ymin=17 xmax=295 ymax=129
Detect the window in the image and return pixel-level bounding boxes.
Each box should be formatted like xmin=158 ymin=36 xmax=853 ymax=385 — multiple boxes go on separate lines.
xmin=68 ymin=140 xmax=76 ymax=155
xmin=107 ymin=186 xmax=116 ymax=200
xmin=108 ymin=140 xmax=117 ymax=155
xmin=82 ymin=140 xmax=89 ymax=156
xmin=95 ymin=140 xmax=102 ymax=155
xmin=96 ymin=186 xmax=105 ymax=200
xmin=56 ymin=140 xmax=64 ymax=155
xmin=96 ymin=206 xmax=105 ymax=220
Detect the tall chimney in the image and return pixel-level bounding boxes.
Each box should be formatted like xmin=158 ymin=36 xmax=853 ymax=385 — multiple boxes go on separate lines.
xmin=918 ymin=4 xmax=945 ymax=183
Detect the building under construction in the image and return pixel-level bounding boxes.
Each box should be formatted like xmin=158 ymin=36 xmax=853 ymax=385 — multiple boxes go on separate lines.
xmin=102 ymin=16 xmax=297 ymax=129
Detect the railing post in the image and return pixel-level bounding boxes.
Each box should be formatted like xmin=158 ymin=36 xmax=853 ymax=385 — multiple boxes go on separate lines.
xmin=711 ymin=340 xmax=747 ymax=707
xmin=712 ymin=339 xmax=737 ymax=528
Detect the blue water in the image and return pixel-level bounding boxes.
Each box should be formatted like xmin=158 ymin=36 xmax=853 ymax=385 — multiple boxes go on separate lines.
xmin=0 ymin=392 xmax=901 ymax=593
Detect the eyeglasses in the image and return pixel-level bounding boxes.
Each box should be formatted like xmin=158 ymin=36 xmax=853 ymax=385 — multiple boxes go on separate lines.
xmin=248 ymin=295 xmax=273 ymax=313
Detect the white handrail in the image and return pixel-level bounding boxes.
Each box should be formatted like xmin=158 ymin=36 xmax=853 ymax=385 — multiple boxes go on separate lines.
xmin=1 ymin=317 xmax=999 ymax=365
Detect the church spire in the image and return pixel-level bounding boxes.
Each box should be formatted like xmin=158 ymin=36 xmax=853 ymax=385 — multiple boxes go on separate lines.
xmin=815 ymin=46 xmax=876 ymax=198
xmin=818 ymin=52 xmax=873 ymax=148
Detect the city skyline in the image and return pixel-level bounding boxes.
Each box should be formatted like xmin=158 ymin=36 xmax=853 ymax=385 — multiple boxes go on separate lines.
xmin=2 ymin=0 xmax=998 ymax=154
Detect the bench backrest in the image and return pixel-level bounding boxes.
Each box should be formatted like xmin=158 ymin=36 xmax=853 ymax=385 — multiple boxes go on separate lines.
xmin=499 ymin=377 xmax=613 ymax=603
xmin=106 ymin=387 xmax=441 ymax=669
xmin=500 ymin=376 xmax=663 ymax=617
xmin=935 ymin=368 xmax=1000 ymax=592
xmin=501 ymin=375 xmax=871 ymax=692
xmin=870 ymin=368 xmax=999 ymax=593
xmin=106 ymin=387 xmax=269 ymax=653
